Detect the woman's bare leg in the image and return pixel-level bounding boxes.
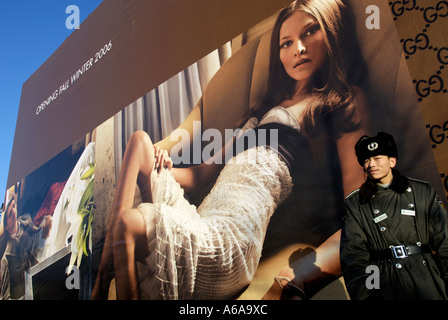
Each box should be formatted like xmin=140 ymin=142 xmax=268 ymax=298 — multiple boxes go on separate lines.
xmin=92 ymin=131 xmax=156 ymax=299
xmin=113 ymin=207 xmax=154 ymax=299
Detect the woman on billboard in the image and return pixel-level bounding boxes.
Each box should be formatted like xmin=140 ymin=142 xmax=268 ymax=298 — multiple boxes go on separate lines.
xmin=92 ymin=0 xmax=368 ymax=300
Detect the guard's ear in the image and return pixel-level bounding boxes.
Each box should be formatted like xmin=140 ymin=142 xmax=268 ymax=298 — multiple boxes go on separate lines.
xmin=389 ymin=157 xmax=397 ymax=168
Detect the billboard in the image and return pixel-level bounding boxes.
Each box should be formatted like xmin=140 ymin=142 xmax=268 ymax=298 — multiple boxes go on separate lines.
xmin=3 ymin=0 xmax=448 ymax=302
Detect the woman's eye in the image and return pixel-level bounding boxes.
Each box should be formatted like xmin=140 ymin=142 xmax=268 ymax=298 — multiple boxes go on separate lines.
xmin=305 ymin=25 xmax=320 ymax=37
xmin=280 ymin=40 xmax=293 ymax=49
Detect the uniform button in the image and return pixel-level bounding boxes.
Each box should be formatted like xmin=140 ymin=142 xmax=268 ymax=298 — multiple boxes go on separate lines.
xmin=374 ymin=209 xmax=380 ymax=214
xmin=395 ymin=263 xmax=402 ymax=269
xmin=416 ymin=242 xmax=421 ymax=247
xmin=380 ymin=226 xmax=387 ymax=232
xmin=422 ymin=260 xmax=427 ymax=266
xmin=408 ymin=203 xmax=414 ymax=209
xmin=406 ymin=187 xmax=412 ymax=193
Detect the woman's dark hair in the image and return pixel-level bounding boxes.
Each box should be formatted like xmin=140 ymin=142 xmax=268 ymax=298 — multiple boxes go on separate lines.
xmin=244 ymin=0 xmax=360 ymax=138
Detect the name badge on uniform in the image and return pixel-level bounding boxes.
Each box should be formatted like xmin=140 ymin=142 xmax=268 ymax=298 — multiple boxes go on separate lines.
xmin=374 ymin=213 xmax=388 ymax=223
xmin=401 ymin=209 xmax=415 ymax=216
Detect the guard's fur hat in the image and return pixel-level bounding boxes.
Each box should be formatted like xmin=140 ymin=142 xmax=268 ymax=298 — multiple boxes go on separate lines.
xmin=355 ymin=132 xmax=398 ymax=166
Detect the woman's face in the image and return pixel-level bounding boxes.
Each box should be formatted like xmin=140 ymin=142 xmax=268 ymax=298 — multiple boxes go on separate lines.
xmin=279 ymin=10 xmax=328 ymax=88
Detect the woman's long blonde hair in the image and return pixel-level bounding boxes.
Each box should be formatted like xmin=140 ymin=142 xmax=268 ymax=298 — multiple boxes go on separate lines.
xmin=249 ymin=0 xmax=360 ymax=138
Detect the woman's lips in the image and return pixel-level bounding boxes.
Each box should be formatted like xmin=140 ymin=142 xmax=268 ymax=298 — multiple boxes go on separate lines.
xmin=294 ymin=59 xmax=310 ymax=68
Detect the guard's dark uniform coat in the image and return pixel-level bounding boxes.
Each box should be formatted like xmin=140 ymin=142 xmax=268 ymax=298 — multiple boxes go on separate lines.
xmin=340 ymin=174 xmax=448 ymax=300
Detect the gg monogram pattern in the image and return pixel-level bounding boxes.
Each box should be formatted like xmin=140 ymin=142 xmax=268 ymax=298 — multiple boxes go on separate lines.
xmin=389 ymin=0 xmax=448 ymax=199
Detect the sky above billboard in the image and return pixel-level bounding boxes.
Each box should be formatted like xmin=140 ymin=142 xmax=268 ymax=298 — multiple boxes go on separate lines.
xmin=0 ymin=1 xmax=103 ymax=207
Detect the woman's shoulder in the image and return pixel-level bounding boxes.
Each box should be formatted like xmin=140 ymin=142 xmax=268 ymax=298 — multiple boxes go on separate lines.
xmin=350 ymin=85 xmax=369 ymax=122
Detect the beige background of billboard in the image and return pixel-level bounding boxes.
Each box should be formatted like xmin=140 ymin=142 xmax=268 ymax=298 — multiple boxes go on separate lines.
xmin=392 ymin=0 xmax=448 ymax=201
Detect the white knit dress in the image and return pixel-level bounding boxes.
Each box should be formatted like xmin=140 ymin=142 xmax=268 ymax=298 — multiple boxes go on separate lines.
xmin=136 ymin=107 xmax=300 ymax=299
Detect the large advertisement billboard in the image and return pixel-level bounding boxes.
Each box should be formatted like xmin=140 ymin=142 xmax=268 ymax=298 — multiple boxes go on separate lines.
xmin=3 ymin=0 xmax=448 ymax=301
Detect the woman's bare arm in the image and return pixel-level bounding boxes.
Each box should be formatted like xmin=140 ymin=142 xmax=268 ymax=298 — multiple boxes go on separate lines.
xmin=161 ymin=130 xmax=238 ymax=196
xmin=336 ymin=86 xmax=371 ymax=196
xmin=264 ymin=87 xmax=372 ymax=299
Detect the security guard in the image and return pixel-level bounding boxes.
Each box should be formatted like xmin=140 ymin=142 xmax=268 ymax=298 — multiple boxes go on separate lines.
xmin=340 ymin=132 xmax=448 ymax=299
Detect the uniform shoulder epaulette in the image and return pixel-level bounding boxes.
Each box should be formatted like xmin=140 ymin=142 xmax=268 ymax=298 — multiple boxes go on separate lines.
xmin=407 ymin=176 xmax=430 ymax=185
xmin=345 ymin=188 xmax=360 ymax=200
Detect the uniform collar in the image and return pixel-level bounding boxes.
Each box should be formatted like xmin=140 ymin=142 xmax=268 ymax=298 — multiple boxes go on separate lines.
xmin=360 ymin=169 xmax=409 ymax=203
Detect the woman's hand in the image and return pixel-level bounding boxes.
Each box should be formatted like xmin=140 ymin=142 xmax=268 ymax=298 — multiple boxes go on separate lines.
xmin=262 ymin=278 xmax=305 ymax=300
xmin=4 ymin=198 xmax=18 ymax=236
xmin=153 ymin=145 xmax=173 ymax=173
xmin=262 ymin=265 xmax=305 ymax=300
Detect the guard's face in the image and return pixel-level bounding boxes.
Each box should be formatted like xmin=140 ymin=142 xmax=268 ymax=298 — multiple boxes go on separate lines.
xmin=279 ymin=10 xmax=328 ymax=89
xmin=363 ymin=155 xmax=396 ymax=184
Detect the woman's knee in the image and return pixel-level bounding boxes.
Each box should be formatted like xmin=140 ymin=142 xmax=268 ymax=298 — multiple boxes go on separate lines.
xmin=128 ymin=130 xmax=153 ymax=152
xmin=126 ymin=130 xmax=155 ymax=176
xmin=114 ymin=209 xmax=146 ymax=243
xmin=113 ymin=208 xmax=152 ymax=260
